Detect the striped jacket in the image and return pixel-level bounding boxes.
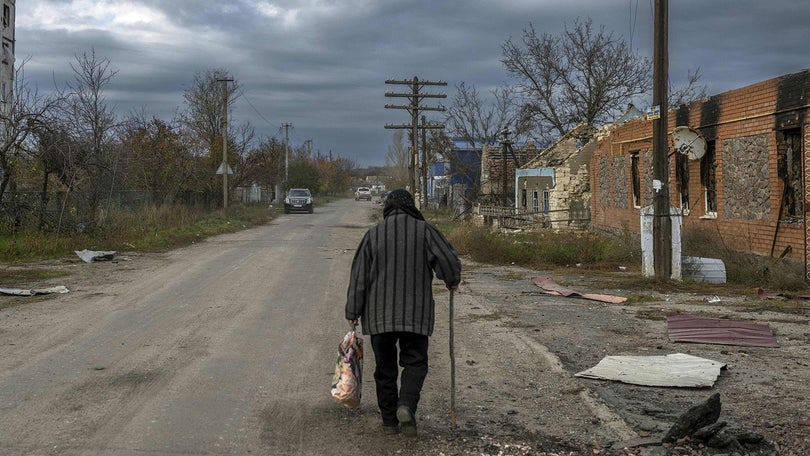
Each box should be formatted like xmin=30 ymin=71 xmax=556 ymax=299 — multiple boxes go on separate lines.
xmin=345 ymin=210 xmax=461 ymax=336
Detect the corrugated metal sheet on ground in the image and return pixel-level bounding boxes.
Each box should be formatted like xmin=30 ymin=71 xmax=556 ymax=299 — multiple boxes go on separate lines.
xmin=531 ymin=276 xmax=627 ymax=303
xmin=574 ymin=353 xmax=726 ymax=387
xmin=667 ymin=314 xmax=779 ymax=348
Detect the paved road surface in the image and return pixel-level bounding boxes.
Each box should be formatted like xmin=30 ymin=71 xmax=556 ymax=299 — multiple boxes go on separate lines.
xmin=0 ymin=199 xmax=395 ymax=455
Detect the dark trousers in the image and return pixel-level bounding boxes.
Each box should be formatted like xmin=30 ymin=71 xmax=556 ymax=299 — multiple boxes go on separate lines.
xmin=370 ymin=332 xmax=429 ymax=426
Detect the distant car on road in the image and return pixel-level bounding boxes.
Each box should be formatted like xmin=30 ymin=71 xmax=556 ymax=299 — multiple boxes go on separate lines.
xmin=355 ymin=186 xmax=372 ymax=201
xmin=284 ymin=188 xmax=314 ymax=214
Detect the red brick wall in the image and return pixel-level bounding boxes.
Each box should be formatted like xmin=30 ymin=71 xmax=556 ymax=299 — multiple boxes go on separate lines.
xmin=590 ymin=70 xmax=810 ymax=259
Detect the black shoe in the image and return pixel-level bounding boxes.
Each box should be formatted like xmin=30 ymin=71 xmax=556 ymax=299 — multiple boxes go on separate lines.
xmin=396 ymin=405 xmax=417 ymax=437
xmin=382 ymin=424 xmax=400 ymax=435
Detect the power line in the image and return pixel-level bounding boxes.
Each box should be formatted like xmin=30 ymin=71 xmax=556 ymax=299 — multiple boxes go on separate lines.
xmin=628 ymin=0 xmax=639 ymax=50
xmin=235 ymin=86 xmax=279 ymax=131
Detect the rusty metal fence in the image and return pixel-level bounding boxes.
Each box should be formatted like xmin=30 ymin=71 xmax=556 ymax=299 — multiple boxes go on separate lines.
xmin=477 ymin=205 xmax=590 ymax=230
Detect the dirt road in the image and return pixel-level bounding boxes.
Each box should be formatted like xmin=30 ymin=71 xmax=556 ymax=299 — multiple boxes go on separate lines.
xmin=1 ymin=199 xmax=808 ymax=455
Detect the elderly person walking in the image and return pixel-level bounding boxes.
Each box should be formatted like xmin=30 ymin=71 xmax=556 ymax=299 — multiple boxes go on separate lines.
xmin=345 ymin=189 xmax=461 ymax=437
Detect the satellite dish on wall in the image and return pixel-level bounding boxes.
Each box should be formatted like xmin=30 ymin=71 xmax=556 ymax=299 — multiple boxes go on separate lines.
xmin=672 ymin=126 xmax=706 ymax=160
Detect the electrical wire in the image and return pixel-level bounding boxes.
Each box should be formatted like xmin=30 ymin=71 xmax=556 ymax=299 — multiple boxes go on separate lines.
xmin=235 ymin=85 xmax=313 ymax=153
xmin=235 ymin=86 xmax=279 ymax=131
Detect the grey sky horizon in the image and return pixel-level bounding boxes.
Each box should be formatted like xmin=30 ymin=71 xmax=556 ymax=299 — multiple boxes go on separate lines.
xmin=16 ymin=1 xmax=808 ymax=167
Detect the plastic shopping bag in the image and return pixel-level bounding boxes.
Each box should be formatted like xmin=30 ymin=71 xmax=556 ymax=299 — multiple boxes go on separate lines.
xmin=330 ymin=326 xmax=363 ymax=408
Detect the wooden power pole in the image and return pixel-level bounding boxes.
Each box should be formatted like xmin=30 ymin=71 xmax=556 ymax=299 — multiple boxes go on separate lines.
xmin=652 ymin=0 xmax=671 ymax=278
xmin=282 ymin=123 xmax=293 ymax=190
xmin=385 ymin=77 xmax=446 ymax=205
xmin=217 ymin=77 xmax=233 ymax=210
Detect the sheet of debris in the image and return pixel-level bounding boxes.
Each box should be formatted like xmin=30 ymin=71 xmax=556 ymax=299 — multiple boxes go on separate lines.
xmin=75 ymin=249 xmax=117 ymax=263
xmin=574 ymin=353 xmax=726 ymax=387
xmin=531 ymin=276 xmax=627 ymax=303
xmin=667 ymin=314 xmax=779 ymax=347
xmin=0 ymin=286 xmax=70 ymax=296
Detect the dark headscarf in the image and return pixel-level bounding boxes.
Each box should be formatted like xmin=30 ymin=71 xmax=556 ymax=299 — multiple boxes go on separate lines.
xmin=383 ymin=189 xmax=425 ymax=220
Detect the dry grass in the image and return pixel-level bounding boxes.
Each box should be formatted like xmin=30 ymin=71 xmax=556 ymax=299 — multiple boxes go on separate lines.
xmin=0 ymin=203 xmax=276 ymax=263
xmin=429 ymin=214 xmax=810 ymax=295
xmin=682 ymin=225 xmax=807 ymax=290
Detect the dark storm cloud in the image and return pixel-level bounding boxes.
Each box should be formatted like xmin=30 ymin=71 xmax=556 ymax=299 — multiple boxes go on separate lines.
xmin=14 ymin=0 xmax=810 ymax=166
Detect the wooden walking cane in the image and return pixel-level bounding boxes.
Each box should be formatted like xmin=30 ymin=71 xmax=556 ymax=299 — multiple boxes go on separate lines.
xmin=449 ymin=289 xmax=456 ymax=427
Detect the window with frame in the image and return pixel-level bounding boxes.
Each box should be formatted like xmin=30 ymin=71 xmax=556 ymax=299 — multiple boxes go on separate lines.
xmin=675 ymin=151 xmax=690 ymax=214
xmin=532 ymin=191 xmax=539 ymax=212
xmin=777 ymin=129 xmax=803 ymax=220
xmin=543 ymin=190 xmax=550 ymax=213
xmin=700 ymin=140 xmax=717 ymax=216
xmin=631 ymin=151 xmax=641 ymax=208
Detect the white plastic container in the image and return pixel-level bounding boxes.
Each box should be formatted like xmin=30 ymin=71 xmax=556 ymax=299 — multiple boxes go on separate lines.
xmin=682 ymin=256 xmax=726 ymax=284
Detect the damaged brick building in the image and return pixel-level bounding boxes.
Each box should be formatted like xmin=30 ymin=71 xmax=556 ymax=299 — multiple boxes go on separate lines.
xmin=590 ymin=69 xmax=810 ymax=263
xmin=516 ymin=123 xmax=598 ymax=230
xmin=480 ymin=142 xmax=542 ymax=205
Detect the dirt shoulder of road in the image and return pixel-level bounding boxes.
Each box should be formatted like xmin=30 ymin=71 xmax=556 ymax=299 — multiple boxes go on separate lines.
xmin=421 ymin=261 xmax=809 ymax=456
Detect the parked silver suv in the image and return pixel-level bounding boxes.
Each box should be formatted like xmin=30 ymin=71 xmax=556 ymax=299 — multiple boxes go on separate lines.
xmin=284 ymin=188 xmax=314 ymax=214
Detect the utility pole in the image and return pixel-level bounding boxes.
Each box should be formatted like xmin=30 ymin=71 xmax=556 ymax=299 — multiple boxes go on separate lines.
xmin=385 ymin=76 xmax=446 ymax=206
xmin=496 ymin=128 xmax=519 ymax=206
xmin=421 ymin=115 xmax=429 ymax=205
xmin=652 ymin=0 xmax=672 ymax=278
xmin=282 ymin=122 xmax=293 ymax=190
xmin=217 ymin=77 xmax=233 ymax=210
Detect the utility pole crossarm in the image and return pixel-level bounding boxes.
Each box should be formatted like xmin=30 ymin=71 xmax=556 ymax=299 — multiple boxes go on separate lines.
xmin=384 ymin=104 xmax=416 ymax=110
xmin=416 ymin=106 xmax=447 ymax=112
xmin=385 ymin=123 xmax=445 ymax=129
xmin=385 ymin=79 xmax=448 ymax=86
xmin=384 ymin=105 xmax=445 ymax=111
xmin=384 ymin=76 xmax=447 ymax=202
xmin=383 ymin=93 xmax=446 ymax=98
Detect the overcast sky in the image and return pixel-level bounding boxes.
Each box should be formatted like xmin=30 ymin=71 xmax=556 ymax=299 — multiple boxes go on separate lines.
xmin=15 ymin=0 xmax=809 ymax=166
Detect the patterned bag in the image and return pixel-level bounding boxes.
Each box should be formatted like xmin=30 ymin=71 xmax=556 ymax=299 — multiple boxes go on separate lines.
xmin=330 ymin=326 xmax=363 ymax=408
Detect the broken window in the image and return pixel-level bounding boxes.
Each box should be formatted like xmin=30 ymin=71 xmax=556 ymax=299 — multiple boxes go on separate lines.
xmin=776 ymin=129 xmax=803 ymax=221
xmin=3 ymin=5 xmax=8 ymax=28
xmin=631 ymin=151 xmax=641 ymax=208
xmin=1 ymin=42 xmax=9 ymax=65
xmin=675 ymin=151 xmax=690 ymax=214
xmin=532 ymin=191 xmax=539 ymax=212
xmin=700 ymin=141 xmax=717 ymax=215
xmin=521 ymin=188 xmax=527 ymax=210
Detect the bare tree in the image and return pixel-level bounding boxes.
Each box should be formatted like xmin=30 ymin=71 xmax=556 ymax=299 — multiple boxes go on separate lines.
xmin=445 ymin=82 xmax=521 ymax=148
xmin=119 ymin=113 xmax=196 ymax=205
xmin=180 ymin=69 xmax=239 ymax=152
xmin=0 ymin=60 xmax=62 ymax=204
xmin=502 ymin=18 xmax=652 ymax=143
xmin=670 ymin=67 xmax=707 ymax=107
xmin=243 ymin=136 xmax=285 ymax=188
xmin=54 ymin=48 xmax=121 ymax=229
xmin=385 ymin=130 xmax=409 ymax=189
xmin=179 ymin=69 xmax=254 ymax=204
xmin=224 ymin=121 xmax=256 ymax=190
